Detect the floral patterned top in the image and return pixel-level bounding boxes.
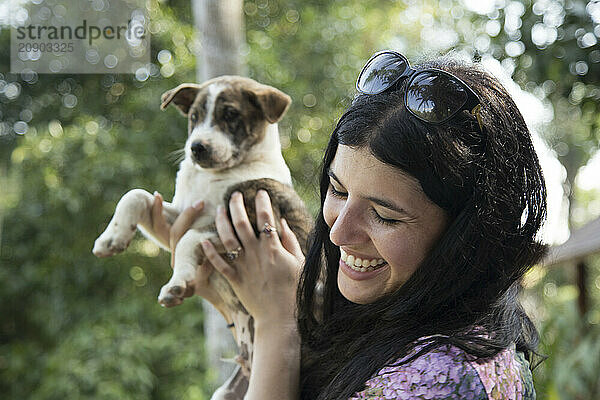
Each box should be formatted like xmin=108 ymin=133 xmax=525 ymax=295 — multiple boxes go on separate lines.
xmin=350 ymin=342 xmax=535 ymax=399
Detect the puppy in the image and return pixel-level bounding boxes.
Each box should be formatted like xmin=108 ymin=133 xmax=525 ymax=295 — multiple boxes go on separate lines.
xmin=92 ymin=76 xmax=312 ymax=399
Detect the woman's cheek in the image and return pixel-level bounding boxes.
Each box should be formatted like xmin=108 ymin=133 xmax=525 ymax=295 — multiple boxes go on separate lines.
xmin=322 ymin=194 xmax=338 ymax=229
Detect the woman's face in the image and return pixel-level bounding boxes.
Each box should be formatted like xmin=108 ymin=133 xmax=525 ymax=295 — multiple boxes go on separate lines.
xmin=323 ymin=145 xmax=449 ymax=304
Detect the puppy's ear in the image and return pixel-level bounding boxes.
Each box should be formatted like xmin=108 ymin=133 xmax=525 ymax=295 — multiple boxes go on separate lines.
xmin=160 ymin=84 xmax=202 ymax=115
xmin=244 ymin=86 xmax=292 ymax=124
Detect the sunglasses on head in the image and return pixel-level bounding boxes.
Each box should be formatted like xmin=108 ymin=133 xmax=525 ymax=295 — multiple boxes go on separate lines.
xmin=356 ymin=51 xmax=483 ymax=130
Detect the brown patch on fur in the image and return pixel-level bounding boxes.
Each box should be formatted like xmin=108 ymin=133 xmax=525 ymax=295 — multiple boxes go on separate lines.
xmin=239 ymin=341 xmax=249 ymax=361
xmin=249 ymin=87 xmax=291 ymax=123
xmin=248 ymin=315 xmax=255 ymax=344
xmin=161 ymin=76 xmax=291 ymax=139
xmin=218 ymin=365 xmax=249 ymax=399
xmin=160 ymin=83 xmax=203 ymax=115
xmin=214 ymin=87 xmax=269 ymax=152
xmin=223 ymin=178 xmax=313 ymax=255
xmin=187 ymin=92 xmax=208 ymax=135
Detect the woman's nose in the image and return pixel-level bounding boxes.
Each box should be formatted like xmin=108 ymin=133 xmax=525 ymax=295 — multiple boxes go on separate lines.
xmin=329 ymin=203 xmax=368 ymax=247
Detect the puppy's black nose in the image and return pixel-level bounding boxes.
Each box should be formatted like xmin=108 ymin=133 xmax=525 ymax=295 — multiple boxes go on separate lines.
xmin=191 ymin=141 xmax=208 ymax=162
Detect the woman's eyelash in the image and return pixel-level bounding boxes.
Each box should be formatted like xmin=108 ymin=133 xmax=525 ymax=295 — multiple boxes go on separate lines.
xmin=328 ymin=184 xmax=347 ymax=198
xmin=370 ymin=208 xmax=401 ymax=226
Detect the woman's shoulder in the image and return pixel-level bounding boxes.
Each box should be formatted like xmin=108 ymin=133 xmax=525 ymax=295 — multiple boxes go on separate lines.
xmin=350 ymin=341 xmax=535 ymax=400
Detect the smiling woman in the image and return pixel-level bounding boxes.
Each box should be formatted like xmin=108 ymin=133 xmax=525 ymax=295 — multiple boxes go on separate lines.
xmin=188 ymin=52 xmax=547 ymax=400
xmin=295 ymin=53 xmax=546 ymax=400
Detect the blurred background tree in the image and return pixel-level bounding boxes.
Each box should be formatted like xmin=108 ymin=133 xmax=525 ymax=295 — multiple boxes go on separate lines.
xmin=1 ymin=0 xmax=599 ymax=399
xmin=190 ymin=0 xmax=246 ymax=386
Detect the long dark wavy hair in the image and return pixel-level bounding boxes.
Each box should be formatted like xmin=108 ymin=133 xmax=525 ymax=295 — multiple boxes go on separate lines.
xmin=297 ymin=56 xmax=548 ymax=400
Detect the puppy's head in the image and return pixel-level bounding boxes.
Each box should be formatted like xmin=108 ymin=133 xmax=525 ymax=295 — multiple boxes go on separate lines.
xmin=161 ymin=76 xmax=291 ymax=170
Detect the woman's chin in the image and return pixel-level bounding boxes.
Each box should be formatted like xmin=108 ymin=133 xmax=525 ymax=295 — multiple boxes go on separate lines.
xmin=337 ymin=260 xmax=391 ymax=304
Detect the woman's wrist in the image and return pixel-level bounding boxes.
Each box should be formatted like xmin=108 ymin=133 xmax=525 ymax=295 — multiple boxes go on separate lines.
xmin=254 ymin=316 xmax=299 ymax=342
xmin=246 ymin=316 xmax=301 ymax=400
xmin=252 ymin=293 xmax=298 ymax=332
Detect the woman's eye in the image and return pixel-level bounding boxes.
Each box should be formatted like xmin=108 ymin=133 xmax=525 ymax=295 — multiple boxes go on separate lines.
xmin=370 ymin=208 xmax=401 ymax=226
xmin=328 ymin=184 xmax=347 ymax=199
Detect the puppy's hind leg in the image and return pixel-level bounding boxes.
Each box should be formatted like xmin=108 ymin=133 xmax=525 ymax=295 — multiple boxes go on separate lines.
xmin=210 ymin=365 xmax=248 ymax=400
xmin=93 ymin=189 xmax=155 ymax=257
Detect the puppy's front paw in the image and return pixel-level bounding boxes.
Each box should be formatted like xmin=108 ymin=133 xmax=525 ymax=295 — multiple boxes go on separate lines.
xmin=158 ymin=277 xmax=195 ymax=307
xmin=92 ymin=224 xmax=136 ymax=257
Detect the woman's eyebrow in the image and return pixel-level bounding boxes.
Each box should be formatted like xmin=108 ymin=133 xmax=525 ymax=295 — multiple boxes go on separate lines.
xmin=366 ymin=196 xmax=415 ymax=218
xmin=327 ymin=168 xmax=343 ymax=186
xmin=327 ymin=168 xmax=416 ymax=218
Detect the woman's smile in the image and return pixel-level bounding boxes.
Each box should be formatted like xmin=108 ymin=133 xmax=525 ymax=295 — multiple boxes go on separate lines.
xmin=339 ymin=248 xmax=387 ymax=272
xmin=338 ymin=249 xmax=390 ymax=282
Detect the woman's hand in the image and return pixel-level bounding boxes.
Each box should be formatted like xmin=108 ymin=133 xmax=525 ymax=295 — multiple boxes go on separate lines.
xmin=201 ymin=190 xmax=305 ymax=328
xmin=149 ymin=192 xmax=172 ymax=249
xmin=150 ymin=193 xmax=228 ymax=315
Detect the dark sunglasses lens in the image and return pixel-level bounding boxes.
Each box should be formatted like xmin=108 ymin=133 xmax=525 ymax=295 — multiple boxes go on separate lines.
xmin=406 ymin=72 xmax=468 ymax=123
xmin=357 ymin=53 xmax=409 ymax=94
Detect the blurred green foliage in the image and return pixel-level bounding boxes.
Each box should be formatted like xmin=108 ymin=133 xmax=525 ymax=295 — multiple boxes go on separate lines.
xmin=0 ymin=0 xmax=599 ymax=399
xmin=522 ymin=256 xmax=600 ymax=399
xmin=481 ymin=0 xmax=600 ymax=221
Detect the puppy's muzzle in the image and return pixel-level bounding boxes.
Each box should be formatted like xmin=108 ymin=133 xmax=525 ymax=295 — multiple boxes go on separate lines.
xmin=191 ymin=141 xmax=210 ymax=164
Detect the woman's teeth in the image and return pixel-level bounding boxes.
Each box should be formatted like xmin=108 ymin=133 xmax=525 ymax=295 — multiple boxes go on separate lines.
xmin=340 ymin=248 xmax=386 ymax=272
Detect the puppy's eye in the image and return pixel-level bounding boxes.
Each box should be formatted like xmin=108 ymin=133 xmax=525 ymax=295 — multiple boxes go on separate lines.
xmin=224 ymin=107 xmax=239 ymax=121
xmin=190 ymin=112 xmax=198 ymax=123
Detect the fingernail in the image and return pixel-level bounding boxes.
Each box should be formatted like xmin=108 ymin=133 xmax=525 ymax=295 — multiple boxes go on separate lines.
xmin=153 ymin=191 xmax=159 ymax=196
xmin=232 ymin=191 xmax=242 ymax=198
xmin=201 ymin=240 xmax=210 ymax=249
xmin=193 ymin=200 xmax=204 ymax=210
xmin=216 ymin=205 xmax=223 ymax=214
xmin=281 ymin=218 xmax=287 ymax=228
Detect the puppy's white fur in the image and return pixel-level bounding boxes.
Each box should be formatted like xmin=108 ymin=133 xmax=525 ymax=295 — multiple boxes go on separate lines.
xmin=93 ymin=121 xmax=291 ymax=296
xmin=93 ymin=77 xmax=298 ymax=400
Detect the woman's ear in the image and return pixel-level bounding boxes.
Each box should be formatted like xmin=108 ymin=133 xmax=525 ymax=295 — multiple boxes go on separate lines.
xmin=160 ymin=83 xmax=203 ymax=116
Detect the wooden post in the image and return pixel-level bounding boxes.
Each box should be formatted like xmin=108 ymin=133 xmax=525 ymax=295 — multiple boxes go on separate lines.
xmin=190 ymin=0 xmax=246 ymax=389
xmin=192 ymin=0 xmax=246 ymax=81
xmin=576 ymin=260 xmax=588 ymax=317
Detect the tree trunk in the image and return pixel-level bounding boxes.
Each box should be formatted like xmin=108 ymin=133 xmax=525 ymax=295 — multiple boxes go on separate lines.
xmin=190 ymin=0 xmax=246 ymax=388
xmin=192 ymin=0 xmax=246 ymax=81
xmin=562 ymin=155 xmax=589 ymax=320
xmin=0 ymin=167 xmax=4 ymax=258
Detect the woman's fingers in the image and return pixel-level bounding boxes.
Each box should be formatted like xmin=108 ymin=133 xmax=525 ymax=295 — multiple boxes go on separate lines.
xmin=255 ymin=190 xmax=282 ymax=248
xmin=151 ymin=192 xmax=164 ymax=222
xmin=169 ymin=200 xmax=204 ymax=267
xmin=280 ymin=218 xmax=304 ymax=262
xmin=170 ymin=200 xmax=204 ymax=247
xmin=202 ymin=240 xmax=238 ymax=283
xmin=197 ymin=260 xmax=215 ymax=282
xmin=215 ymin=204 xmax=243 ymax=253
xmin=228 ymin=192 xmax=257 ymax=245
xmin=151 ymin=192 xmax=171 ymax=248
xmin=255 ymin=190 xmax=276 ymax=227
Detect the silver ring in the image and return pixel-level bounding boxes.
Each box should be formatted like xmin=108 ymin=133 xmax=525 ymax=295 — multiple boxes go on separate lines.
xmin=262 ymin=222 xmax=277 ymax=237
xmin=226 ymin=246 xmax=243 ymax=261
